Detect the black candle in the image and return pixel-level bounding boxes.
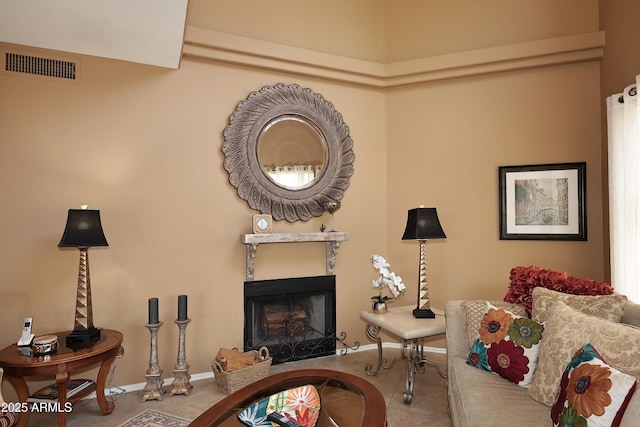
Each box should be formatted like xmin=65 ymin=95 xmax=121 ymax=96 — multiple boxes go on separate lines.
xmin=178 ymin=295 xmax=187 ymax=321
xmin=148 ymin=298 xmax=159 ymax=324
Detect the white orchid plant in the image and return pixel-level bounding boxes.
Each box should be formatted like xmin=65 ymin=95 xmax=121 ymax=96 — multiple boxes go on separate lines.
xmin=370 ymin=254 xmax=406 ymax=304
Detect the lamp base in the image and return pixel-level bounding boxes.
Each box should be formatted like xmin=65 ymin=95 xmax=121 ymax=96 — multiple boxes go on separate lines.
xmin=413 ymin=308 xmax=436 ymax=319
xmin=66 ymin=326 xmax=100 ymax=345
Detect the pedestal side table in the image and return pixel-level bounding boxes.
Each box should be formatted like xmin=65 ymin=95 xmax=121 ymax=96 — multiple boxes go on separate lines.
xmin=0 ymin=328 xmax=124 ymax=427
xmin=361 ymin=305 xmax=446 ymax=404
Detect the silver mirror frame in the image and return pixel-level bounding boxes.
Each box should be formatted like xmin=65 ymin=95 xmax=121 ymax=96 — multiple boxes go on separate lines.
xmin=223 ymin=83 xmax=355 ymax=222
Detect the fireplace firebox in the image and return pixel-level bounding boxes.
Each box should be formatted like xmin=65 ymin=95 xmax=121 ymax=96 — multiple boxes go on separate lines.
xmin=244 ymin=275 xmax=345 ymax=364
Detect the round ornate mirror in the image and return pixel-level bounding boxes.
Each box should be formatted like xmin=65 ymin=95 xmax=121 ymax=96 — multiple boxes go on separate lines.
xmin=223 ymin=83 xmax=355 ymax=222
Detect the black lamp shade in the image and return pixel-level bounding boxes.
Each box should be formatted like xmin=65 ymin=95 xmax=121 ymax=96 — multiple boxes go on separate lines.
xmin=402 ymin=207 xmax=446 ymax=241
xmin=59 ymin=209 xmax=109 ymax=248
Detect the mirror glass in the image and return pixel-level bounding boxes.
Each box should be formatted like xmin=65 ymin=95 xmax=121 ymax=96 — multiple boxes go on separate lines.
xmin=258 ymin=116 xmax=326 ymax=190
xmin=223 ymin=83 xmax=355 ymax=222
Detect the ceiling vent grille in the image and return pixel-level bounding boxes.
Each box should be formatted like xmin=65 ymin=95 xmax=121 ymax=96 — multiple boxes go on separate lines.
xmin=4 ymin=52 xmax=77 ymax=80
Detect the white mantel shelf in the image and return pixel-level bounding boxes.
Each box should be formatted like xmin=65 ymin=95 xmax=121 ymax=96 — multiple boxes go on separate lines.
xmin=240 ymin=232 xmax=349 ymax=280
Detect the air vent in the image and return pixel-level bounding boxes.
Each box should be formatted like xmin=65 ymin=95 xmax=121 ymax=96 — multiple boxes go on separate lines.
xmin=4 ymin=51 xmax=77 ymax=80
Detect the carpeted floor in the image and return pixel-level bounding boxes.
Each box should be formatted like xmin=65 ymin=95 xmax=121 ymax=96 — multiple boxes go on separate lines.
xmin=19 ymin=348 xmax=450 ymax=427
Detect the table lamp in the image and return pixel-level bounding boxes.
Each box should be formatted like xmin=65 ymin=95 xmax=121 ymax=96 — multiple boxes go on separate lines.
xmin=59 ymin=206 xmax=108 ymax=344
xmin=402 ymin=207 xmax=446 ymax=318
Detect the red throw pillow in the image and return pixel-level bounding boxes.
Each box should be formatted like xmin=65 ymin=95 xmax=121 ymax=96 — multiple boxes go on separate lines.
xmin=504 ymin=265 xmax=614 ymax=315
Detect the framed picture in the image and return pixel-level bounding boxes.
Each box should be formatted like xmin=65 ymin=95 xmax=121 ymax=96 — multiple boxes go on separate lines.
xmin=499 ymin=162 xmax=586 ymax=241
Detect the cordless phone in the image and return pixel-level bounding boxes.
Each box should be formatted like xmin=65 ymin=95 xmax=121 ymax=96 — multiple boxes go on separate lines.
xmin=17 ymin=317 xmax=34 ymax=346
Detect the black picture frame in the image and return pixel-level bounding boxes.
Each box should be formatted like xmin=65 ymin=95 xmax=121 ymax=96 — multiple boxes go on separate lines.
xmin=499 ymin=162 xmax=586 ymax=241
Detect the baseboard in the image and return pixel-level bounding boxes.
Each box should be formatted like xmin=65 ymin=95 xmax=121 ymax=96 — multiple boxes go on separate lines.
xmin=354 ymin=342 xmax=446 ymax=354
xmin=96 ymin=343 xmax=446 ymax=396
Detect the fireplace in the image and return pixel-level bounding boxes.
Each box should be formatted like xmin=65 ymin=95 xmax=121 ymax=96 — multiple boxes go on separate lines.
xmin=244 ymin=275 xmax=337 ymax=364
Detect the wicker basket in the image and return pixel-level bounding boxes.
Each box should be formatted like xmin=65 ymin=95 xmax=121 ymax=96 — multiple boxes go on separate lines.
xmin=211 ymin=347 xmax=271 ymax=394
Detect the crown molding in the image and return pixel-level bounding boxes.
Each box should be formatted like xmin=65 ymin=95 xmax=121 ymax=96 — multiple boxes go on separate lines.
xmin=183 ymin=26 xmax=385 ymax=87
xmin=183 ymin=27 xmax=604 ymax=88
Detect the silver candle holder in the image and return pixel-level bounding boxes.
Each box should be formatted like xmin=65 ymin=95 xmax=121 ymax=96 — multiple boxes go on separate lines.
xmin=170 ymin=318 xmax=193 ymax=396
xmin=324 ymin=201 xmax=341 ymax=232
xmin=141 ymin=322 xmax=165 ymax=402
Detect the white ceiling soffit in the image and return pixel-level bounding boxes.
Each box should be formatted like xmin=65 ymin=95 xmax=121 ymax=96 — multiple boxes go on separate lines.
xmin=0 ymin=0 xmax=189 ymax=69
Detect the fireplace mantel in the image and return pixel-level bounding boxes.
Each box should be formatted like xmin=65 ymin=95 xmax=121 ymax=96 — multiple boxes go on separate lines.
xmin=240 ymin=232 xmax=349 ymax=280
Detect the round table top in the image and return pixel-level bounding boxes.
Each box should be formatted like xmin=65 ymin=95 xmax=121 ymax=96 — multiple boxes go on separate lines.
xmin=0 ymin=329 xmax=122 ymax=369
xmin=189 ymin=368 xmax=387 ymax=427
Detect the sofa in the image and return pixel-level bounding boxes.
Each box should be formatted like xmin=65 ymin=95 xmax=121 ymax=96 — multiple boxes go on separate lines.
xmin=446 ymin=273 xmax=640 ymax=427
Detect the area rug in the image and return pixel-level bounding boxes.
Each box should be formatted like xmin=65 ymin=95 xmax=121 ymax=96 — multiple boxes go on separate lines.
xmin=115 ymin=409 xmax=192 ymax=427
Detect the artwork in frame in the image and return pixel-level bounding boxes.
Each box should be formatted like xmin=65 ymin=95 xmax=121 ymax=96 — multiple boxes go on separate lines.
xmin=499 ymin=162 xmax=586 ymax=241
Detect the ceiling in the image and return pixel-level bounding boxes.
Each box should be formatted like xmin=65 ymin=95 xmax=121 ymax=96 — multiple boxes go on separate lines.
xmin=0 ymin=0 xmax=189 ymax=69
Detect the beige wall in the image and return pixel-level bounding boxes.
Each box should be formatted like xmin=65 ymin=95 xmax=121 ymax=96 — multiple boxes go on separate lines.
xmin=382 ymin=0 xmax=599 ymax=62
xmin=0 ymin=48 xmax=388 ymax=393
xmin=600 ymin=0 xmax=640 ymax=97
xmin=0 ymin=0 xmax=620 ymax=394
xmin=188 ymin=0 xmax=386 ymax=62
xmin=188 ymin=0 xmax=599 ymax=64
xmin=385 ymin=61 xmax=604 ymax=307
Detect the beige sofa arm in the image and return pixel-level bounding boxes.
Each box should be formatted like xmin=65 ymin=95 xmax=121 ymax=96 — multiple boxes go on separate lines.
xmin=621 ymin=299 xmax=640 ymax=327
xmin=445 ymin=300 xmax=469 ymax=359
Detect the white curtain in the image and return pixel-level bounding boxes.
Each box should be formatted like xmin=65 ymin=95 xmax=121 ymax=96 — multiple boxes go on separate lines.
xmin=264 ymin=165 xmax=318 ymax=188
xmin=606 ymin=75 xmax=640 ymax=302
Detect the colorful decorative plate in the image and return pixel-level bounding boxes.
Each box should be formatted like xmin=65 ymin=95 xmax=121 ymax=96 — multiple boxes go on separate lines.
xmin=237 ymin=384 xmax=321 ymax=427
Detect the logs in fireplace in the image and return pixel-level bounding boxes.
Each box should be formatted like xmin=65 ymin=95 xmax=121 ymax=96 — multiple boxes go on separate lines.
xmin=263 ymin=305 xmax=307 ymax=337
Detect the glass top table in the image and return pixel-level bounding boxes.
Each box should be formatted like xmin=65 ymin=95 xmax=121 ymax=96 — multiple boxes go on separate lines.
xmin=188 ymin=369 xmax=386 ymax=427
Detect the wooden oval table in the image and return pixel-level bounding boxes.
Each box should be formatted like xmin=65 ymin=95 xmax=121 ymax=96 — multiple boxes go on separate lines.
xmin=189 ymin=369 xmax=387 ymax=426
xmin=0 ymin=329 xmax=124 ymax=427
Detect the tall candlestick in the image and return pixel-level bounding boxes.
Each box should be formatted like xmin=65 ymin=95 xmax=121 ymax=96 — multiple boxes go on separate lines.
xmin=170 ymin=318 xmax=192 ymax=396
xmin=149 ymin=298 xmax=159 ymax=325
xmin=178 ymin=295 xmax=187 ymax=321
xmin=142 ymin=321 xmax=164 ymax=402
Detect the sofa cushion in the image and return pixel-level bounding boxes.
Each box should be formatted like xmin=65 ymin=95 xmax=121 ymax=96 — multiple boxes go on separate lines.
xmin=462 ymin=300 xmax=527 ymax=348
xmin=466 ymin=302 xmax=544 ymax=388
xmin=551 ymin=343 xmax=637 ymax=427
xmin=504 ymin=265 xmax=614 ymax=315
xmin=531 ymin=287 xmax=627 ymax=324
xmin=450 ymin=357 xmax=550 ymax=426
xmin=529 ymin=301 xmax=640 ymax=406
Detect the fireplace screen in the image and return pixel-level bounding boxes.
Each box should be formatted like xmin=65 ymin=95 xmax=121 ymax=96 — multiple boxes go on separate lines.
xmin=244 ymin=275 xmax=337 ymax=364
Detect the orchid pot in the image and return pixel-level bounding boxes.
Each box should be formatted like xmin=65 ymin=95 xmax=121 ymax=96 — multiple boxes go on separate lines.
xmin=372 ymin=300 xmax=389 ymax=314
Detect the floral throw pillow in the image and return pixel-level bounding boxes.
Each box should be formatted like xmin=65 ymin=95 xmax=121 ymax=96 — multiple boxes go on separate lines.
xmin=551 ymin=344 xmax=637 ymax=427
xmin=466 ymin=302 xmax=544 ymax=388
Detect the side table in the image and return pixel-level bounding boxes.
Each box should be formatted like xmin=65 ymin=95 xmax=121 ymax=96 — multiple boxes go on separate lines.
xmin=0 ymin=328 xmax=124 ymax=427
xmin=361 ymin=305 xmax=446 ymax=404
